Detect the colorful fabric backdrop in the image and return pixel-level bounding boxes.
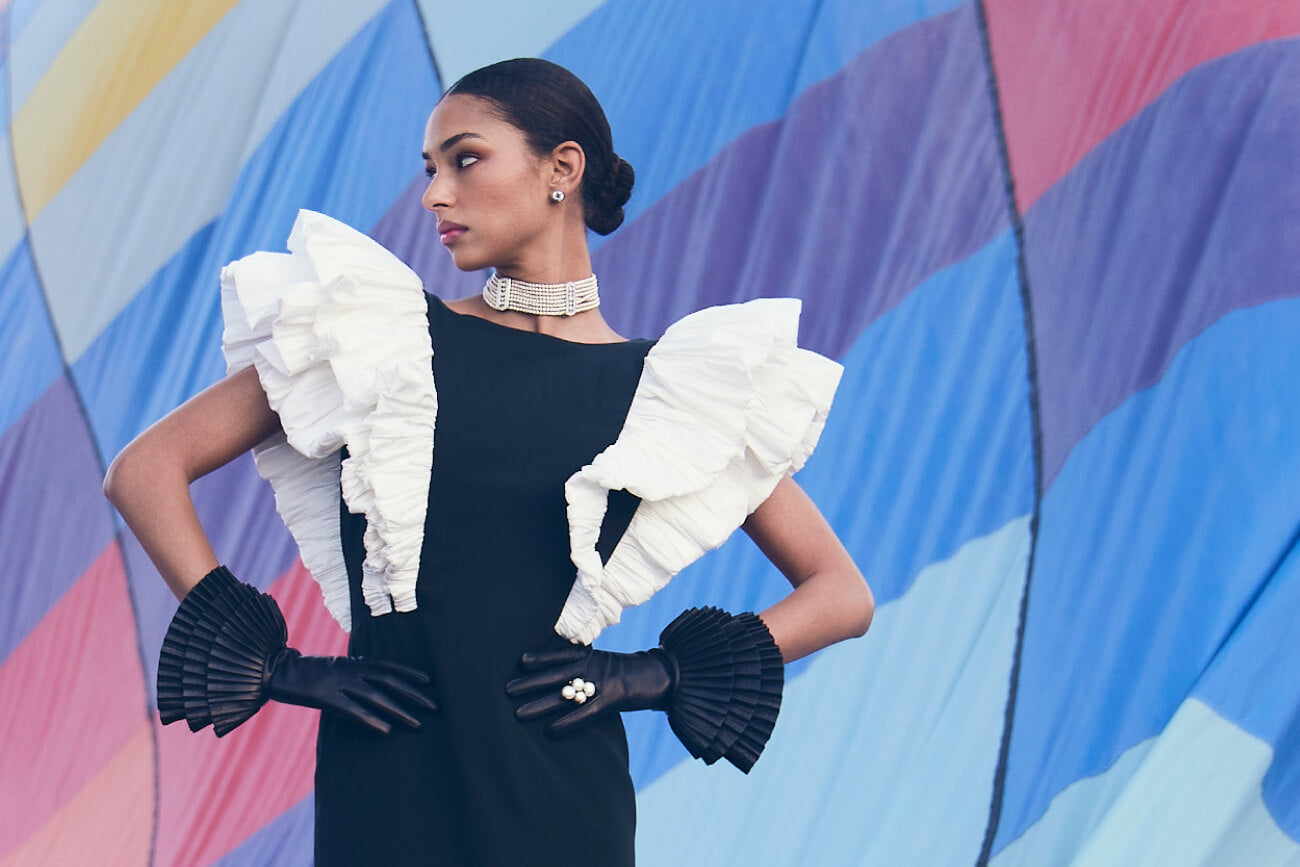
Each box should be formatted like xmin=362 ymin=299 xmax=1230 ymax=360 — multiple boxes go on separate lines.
xmin=0 ymin=0 xmax=1297 ymax=864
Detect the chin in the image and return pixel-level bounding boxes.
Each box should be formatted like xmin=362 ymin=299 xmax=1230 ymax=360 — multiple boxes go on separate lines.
xmin=446 ymin=246 xmax=491 ymax=273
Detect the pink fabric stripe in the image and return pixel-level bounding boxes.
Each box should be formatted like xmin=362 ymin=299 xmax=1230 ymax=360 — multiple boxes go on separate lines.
xmin=984 ymin=0 xmax=1300 ymax=212
xmin=154 ymin=560 xmax=346 ymax=866
xmin=0 ymin=543 xmax=146 ymax=860
xmin=0 ymin=724 xmax=153 ymax=867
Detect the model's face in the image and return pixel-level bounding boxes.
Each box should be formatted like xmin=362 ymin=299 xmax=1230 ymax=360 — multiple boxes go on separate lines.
xmin=422 ymin=95 xmax=553 ymax=272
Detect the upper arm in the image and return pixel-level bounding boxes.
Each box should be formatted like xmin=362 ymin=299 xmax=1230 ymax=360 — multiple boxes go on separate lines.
xmin=741 ymin=474 xmax=857 ymax=588
xmin=109 ymin=366 xmax=282 ymax=484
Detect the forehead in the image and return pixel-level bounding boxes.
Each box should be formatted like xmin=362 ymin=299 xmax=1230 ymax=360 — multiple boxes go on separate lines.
xmin=423 ymin=94 xmax=518 ymax=151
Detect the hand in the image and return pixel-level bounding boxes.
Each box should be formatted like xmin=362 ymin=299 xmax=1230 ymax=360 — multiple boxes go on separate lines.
xmin=266 ymin=649 xmax=438 ymax=736
xmin=506 ymin=645 xmax=677 ymax=736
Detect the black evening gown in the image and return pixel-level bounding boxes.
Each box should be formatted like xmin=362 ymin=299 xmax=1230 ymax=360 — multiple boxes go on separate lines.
xmin=314 ymin=294 xmax=655 ymax=866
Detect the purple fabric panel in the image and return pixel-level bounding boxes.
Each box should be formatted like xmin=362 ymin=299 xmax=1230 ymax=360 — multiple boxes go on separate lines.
xmin=373 ymin=4 xmax=1007 ymax=357
xmin=125 ymin=450 xmax=299 ymax=706
xmin=1025 ymin=38 xmax=1300 ymax=486
xmin=0 ymin=376 xmax=113 ymax=663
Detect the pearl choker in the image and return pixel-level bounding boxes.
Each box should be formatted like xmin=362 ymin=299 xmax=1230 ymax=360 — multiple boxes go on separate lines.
xmin=482 ymin=272 xmax=600 ymax=317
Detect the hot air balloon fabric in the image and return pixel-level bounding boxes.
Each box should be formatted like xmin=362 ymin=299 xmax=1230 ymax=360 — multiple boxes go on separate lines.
xmin=0 ymin=1 xmax=1296 ymax=864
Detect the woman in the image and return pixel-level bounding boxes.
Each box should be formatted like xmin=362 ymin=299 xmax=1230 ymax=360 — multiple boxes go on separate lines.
xmin=104 ymin=58 xmax=872 ymax=865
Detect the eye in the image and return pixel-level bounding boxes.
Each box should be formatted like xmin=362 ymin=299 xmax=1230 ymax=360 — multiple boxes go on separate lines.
xmin=424 ymin=166 xmax=436 ymax=178
xmin=456 ymin=153 xmax=479 ymax=169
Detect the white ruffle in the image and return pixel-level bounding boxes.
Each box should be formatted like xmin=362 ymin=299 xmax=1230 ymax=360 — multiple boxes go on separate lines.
xmin=220 ymin=209 xmax=436 ymax=631
xmin=556 ymin=298 xmax=843 ymax=644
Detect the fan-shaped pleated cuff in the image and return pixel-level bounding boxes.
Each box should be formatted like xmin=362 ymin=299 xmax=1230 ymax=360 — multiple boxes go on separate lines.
xmin=658 ymin=607 xmax=784 ymax=773
xmin=156 ymin=566 xmax=288 ymax=737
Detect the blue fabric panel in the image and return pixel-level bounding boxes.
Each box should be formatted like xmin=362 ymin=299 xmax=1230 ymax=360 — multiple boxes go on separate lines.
xmin=0 ymin=241 xmax=62 ymax=436
xmin=70 ymin=0 xmax=436 ymax=466
xmin=214 ymin=792 xmax=315 ymax=867
xmin=995 ymin=298 xmax=1300 ymax=853
xmin=546 ymin=0 xmax=966 ymax=234
xmin=612 ymin=229 xmax=1033 ymax=791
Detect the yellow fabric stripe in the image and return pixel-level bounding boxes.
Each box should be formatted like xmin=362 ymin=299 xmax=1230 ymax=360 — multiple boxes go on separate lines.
xmin=11 ymin=0 xmax=240 ymax=221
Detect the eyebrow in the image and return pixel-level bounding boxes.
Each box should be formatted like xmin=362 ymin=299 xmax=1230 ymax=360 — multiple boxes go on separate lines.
xmin=422 ymin=132 xmax=487 ymax=162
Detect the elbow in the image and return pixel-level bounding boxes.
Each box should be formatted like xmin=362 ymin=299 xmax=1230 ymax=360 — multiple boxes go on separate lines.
xmin=847 ymin=577 xmax=874 ymax=639
xmin=102 ymin=441 xmax=147 ymax=507
xmin=102 ymin=452 xmax=126 ymax=505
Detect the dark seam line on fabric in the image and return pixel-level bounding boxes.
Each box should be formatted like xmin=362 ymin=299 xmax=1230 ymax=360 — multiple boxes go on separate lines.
xmin=409 ymin=0 xmax=446 ymax=92
xmin=971 ymin=1 xmax=1046 ymax=864
xmin=2 ymin=12 xmax=161 ymax=863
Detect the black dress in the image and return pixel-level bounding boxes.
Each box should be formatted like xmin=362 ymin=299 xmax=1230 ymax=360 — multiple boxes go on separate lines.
xmin=314 ymin=294 xmax=655 ymax=866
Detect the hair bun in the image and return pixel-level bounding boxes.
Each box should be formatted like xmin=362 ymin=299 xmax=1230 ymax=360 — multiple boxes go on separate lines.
xmin=586 ymin=155 xmax=635 ymax=236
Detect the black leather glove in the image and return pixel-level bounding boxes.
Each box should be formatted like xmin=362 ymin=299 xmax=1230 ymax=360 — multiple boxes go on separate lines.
xmin=158 ymin=566 xmax=436 ymax=737
xmin=263 ymin=648 xmax=437 ymax=736
xmin=506 ymin=645 xmax=678 ymax=735
xmin=507 ymin=607 xmax=784 ymax=772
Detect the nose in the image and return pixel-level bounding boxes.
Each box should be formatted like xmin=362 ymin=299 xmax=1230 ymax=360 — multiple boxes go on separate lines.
xmin=421 ymin=174 xmax=451 ymax=213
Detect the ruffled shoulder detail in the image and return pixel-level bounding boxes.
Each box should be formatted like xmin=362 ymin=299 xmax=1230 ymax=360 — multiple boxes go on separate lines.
xmin=220 ymin=209 xmax=436 ymax=631
xmin=557 ymin=298 xmax=842 ymax=644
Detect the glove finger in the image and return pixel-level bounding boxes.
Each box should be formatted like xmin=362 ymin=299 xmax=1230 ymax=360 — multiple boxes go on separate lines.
xmin=505 ymin=663 xmax=585 ymax=697
xmin=514 ymin=692 xmax=569 ymax=722
xmin=519 ymin=647 xmax=589 ymax=670
xmin=330 ymin=693 xmax=393 ymax=736
xmin=363 ymin=673 xmax=439 ymax=713
xmin=546 ymin=697 xmax=607 ymax=737
xmin=362 ymin=658 xmax=432 ymax=684
xmin=340 ymin=684 xmax=423 ymax=730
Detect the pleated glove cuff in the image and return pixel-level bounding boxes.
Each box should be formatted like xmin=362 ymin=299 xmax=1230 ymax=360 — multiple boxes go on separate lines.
xmin=658 ymin=607 xmax=784 ymax=773
xmin=156 ymin=566 xmax=289 ymax=737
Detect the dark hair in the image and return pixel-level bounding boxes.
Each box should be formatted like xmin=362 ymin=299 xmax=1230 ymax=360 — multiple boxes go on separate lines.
xmin=445 ymin=58 xmax=635 ymax=235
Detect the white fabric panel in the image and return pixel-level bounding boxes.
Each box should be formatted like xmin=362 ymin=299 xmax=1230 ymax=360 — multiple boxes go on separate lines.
xmin=30 ymin=0 xmax=386 ymax=362
xmin=994 ymin=699 xmax=1300 ymax=866
xmin=416 ymin=0 xmax=607 ymax=86
xmin=7 ymin=0 xmax=102 ymax=114
xmin=636 ymin=516 xmax=1030 ymax=866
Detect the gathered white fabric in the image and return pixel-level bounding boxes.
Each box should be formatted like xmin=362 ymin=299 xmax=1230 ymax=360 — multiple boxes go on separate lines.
xmin=555 ymin=298 xmax=844 ymax=645
xmin=220 ymin=209 xmax=436 ymax=631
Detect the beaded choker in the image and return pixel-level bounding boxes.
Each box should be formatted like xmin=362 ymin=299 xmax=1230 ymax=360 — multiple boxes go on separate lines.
xmin=482 ymin=272 xmax=600 ymax=317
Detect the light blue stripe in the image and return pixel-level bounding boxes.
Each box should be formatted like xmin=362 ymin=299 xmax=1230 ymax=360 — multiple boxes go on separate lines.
xmin=994 ymin=700 xmax=1300 ymax=865
xmin=609 ymin=229 xmax=1033 ymax=789
xmin=997 ymin=297 xmax=1300 ymax=851
xmin=70 ymin=0 xmax=438 ymax=464
xmin=417 ymin=0 xmax=608 ymax=87
xmin=544 ymin=0 xmax=965 ymax=238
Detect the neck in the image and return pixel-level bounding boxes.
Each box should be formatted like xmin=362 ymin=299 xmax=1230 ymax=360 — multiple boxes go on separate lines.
xmin=495 ymin=214 xmax=592 ymax=284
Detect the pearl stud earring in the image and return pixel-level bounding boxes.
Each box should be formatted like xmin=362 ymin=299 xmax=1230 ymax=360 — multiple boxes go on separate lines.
xmin=550 ymin=190 xmax=565 ymax=203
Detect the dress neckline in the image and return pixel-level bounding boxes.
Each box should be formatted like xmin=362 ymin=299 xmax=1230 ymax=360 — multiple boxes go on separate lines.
xmin=429 ymin=293 xmax=652 ymax=348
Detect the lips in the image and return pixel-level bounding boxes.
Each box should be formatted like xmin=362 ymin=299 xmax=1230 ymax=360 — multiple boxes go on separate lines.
xmin=438 ymin=221 xmax=467 ymax=245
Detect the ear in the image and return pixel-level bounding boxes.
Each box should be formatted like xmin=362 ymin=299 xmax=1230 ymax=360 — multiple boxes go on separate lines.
xmin=546 ymin=140 xmax=586 ymax=197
